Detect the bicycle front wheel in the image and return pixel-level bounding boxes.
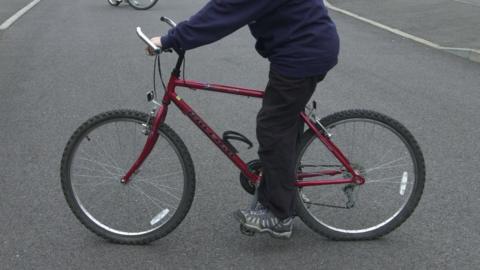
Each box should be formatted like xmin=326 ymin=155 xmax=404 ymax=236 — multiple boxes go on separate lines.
xmin=127 ymin=0 xmax=158 ymax=10
xmin=61 ymin=110 xmax=195 ymax=244
xmin=296 ymin=110 xmax=425 ymax=240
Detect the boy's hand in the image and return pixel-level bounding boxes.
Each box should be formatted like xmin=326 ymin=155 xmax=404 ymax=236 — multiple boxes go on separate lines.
xmin=146 ymin=36 xmax=162 ymax=56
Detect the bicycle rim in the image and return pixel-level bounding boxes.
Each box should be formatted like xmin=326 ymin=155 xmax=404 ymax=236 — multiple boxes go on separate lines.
xmin=297 ymin=111 xmax=423 ymax=237
xmin=128 ymin=0 xmax=157 ymax=9
xmin=65 ymin=114 xmax=187 ymax=237
xmin=107 ymin=0 xmax=121 ymax=6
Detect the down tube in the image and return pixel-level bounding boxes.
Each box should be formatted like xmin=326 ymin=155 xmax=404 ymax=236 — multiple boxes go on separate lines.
xmin=172 ymin=95 xmax=260 ymax=182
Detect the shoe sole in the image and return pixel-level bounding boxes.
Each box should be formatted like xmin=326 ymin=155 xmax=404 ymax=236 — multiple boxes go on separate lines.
xmin=233 ymin=211 xmax=292 ymax=240
xmin=233 ymin=210 xmax=246 ymax=224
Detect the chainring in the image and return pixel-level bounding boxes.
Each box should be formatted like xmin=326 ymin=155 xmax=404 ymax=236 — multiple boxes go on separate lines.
xmin=239 ymin=159 xmax=262 ymax=194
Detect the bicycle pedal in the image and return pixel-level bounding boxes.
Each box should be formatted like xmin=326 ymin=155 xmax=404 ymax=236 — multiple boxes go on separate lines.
xmin=240 ymin=224 xmax=255 ymax=236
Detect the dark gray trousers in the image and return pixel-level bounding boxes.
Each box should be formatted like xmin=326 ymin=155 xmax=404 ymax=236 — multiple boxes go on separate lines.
xmin=257 ymin=69 xmax=325 ymax=219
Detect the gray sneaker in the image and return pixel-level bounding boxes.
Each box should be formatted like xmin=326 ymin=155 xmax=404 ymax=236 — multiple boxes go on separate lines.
xmin=234 ymin=206 xmax=293 ymax=239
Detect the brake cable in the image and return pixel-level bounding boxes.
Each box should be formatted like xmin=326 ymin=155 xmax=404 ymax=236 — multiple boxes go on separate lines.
xmin=153 ymin=51 xmax=189 ymax=98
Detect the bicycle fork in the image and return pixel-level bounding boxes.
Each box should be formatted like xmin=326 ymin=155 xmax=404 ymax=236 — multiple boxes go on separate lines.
xmin=121 ymin=103 xmax=168 ymax=184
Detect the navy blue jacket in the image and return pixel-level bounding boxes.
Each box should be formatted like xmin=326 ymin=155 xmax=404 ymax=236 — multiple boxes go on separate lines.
xmin=161 ymin=0 xmax=339 ymax=78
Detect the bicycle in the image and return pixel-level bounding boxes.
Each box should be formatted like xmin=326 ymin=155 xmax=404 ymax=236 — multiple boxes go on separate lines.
xmin=60 ymin=17 xmax=426 ymax=244
xmin=107 ymin=0 xmax=158 ymax=10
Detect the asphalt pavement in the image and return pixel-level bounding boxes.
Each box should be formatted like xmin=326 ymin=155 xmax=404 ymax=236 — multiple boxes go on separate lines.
xmin=1 ymin=0 xmax=480 ymax=269
xmin=328 ymin=0 xmax=480 ymax=62
xmin=2 ymin=0 xmax=479 ymax=58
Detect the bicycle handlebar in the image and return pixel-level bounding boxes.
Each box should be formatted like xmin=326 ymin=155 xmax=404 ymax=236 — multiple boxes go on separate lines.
xmin=136 ymin=17 xmax=178 ymax=55
xmin=136 ymin=27 xmax=161 ymax=54
xmin=160 ymin=16 xmax=177 ymax=28
xmin=137 ymin=17 xmax=184 ymax=76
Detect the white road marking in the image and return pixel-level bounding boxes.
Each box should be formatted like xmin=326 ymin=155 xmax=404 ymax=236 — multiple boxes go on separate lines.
xmin=452 ymin=0 xmax=480 ymax=7
xmin=324 ymin=0 xmax=480 ymax=56
xmin=0 ymin=0 xmax=41 ymax=30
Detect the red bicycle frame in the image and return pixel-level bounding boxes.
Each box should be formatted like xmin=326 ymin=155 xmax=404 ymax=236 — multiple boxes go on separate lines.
xmin=121 ymin=68 xmax=365 ymax=187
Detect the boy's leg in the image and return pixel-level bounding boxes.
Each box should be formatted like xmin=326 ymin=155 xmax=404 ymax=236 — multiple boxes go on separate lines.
xmin=256 ymin=70 xmax=324 ymax=219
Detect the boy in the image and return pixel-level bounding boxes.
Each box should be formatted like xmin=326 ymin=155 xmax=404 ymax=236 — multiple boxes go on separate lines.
xmin=149 ymin=0 xmax=339 ymax=239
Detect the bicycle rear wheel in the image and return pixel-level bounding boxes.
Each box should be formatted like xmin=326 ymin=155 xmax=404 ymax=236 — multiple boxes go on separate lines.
xmin=295 ymin=110 xmax=425 ymax=240
xmin=61 ymin=110 xmax=195 ymax=244
xmin=127 ymin=0 xmax=158 ymax=10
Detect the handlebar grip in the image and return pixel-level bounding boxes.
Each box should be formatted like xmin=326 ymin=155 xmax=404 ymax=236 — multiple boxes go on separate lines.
xmin=136 ymin=27 xmax=161 ymax=54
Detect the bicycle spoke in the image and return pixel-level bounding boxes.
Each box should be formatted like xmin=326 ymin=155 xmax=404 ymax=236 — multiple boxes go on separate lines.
xmin=72 ymin=179 xmax=115 ymax=187
xmin=72 ymin=172 xmax=116 ymax=186
xmin=365 ymin=163 xmax=409 ymax=172
xmin=370 ymin=147 xmax=394 ymax=170
xmin=75 ymin=165 xmax=124 ymax=177
xmin=367 ymin=174 xmax=404 ymax=182
xmin=365 ymin=156 xmax=408 ymax=173
xmin=72 ymin=174 xmax=118 ymax=180
xmin=130 ymin=184 xmax=163 ymax=209
xmin=306 ymin=201 xmax=348 ymax=209
xmin=130 ymin=183 xmax=176 ymax=209
xmin=135 ymin=171 xmax=183 ymax=182
xmin=300 ymin=163 xmax=342 ymax=168
xmin=135 ymin=179 xmax=180 ymax=191
xmin=89 ymin=134 xmax=123 ymax=173
xmin=78 ymin=149 xmax=124 ymax=175
xmin=132 ymin=180 xmax=181 ymax=201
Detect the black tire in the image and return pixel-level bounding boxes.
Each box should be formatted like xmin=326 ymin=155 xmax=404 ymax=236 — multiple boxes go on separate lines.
xmin=61 ymin=110 xmax=195 ymax=244
xmin=295 ymin=109 xmax=425 ymax=240
xmin=127 ymin=0 xmax=158 ymax=10
xmin=107 ymin=0 xmax=121 ymax=6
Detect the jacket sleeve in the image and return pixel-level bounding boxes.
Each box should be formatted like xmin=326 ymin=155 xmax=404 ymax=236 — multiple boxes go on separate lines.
xmin=161 ymin=0 xmax=287 ymax=50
